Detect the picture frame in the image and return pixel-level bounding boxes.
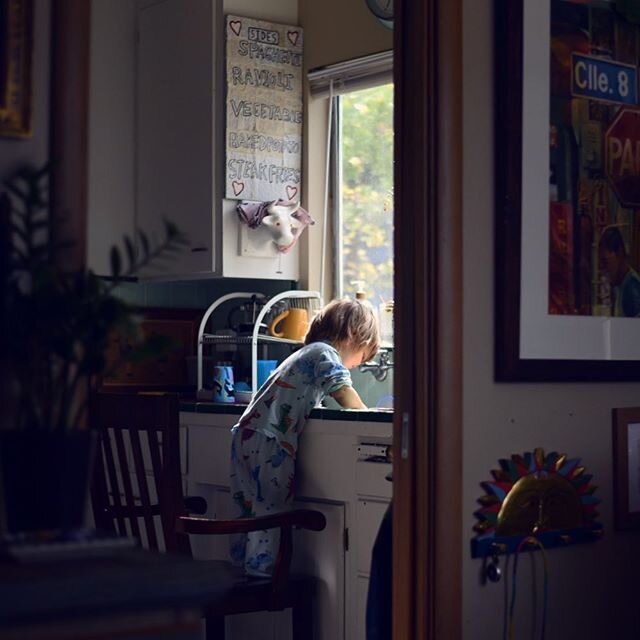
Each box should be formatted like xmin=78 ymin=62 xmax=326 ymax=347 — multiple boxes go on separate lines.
xmin=0 ymin=0 xmax=33 ymax=138
xmin=495 ymin=0 xmax=640 ymax=381
xmin=100 ymin=308 xmax=202 ymax=392
xmin=612 ymin=407 xmax=640 ymax=531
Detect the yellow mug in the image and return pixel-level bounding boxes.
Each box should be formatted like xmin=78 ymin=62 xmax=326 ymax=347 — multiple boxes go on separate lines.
xmin=268 ymin=308 xmax=309 ymax=341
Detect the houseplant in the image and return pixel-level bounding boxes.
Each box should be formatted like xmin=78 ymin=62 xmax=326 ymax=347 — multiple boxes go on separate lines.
xmin=0 ymin=164 xmax=187 ymax=533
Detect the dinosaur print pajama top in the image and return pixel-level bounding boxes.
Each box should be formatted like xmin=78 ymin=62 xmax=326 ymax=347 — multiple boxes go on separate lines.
xmin=229 ymin=341 xmax=352 ymax=576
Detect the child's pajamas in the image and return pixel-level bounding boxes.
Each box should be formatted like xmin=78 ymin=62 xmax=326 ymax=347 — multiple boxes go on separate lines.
xmin=229 ymin=428 xmax=295 ymax=574
xmin=229 ymin=341 xmax=352 ymax=576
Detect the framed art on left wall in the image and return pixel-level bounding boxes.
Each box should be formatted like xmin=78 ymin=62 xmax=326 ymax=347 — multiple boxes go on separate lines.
xmin=100 ymin=308 xmax=202 ymax=392
xmin=0 ymin=0 xmax=33 ymax=138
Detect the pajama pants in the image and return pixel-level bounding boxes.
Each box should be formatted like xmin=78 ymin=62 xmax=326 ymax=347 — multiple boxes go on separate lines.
xmin=229 ymin=427 xmax=296 ymax=576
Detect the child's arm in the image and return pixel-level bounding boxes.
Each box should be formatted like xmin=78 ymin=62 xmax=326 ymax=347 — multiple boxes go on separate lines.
xmin=330 ymin=385 xmax=367 ymax=409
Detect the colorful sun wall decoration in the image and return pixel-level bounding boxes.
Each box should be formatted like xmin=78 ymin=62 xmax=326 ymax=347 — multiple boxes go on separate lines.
xmin=471 ymin=448 xmax=603 ymax=558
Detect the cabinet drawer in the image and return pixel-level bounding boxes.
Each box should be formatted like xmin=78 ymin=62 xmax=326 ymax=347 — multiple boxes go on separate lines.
xmin=355 ymin=461 xmax=392 ymax=499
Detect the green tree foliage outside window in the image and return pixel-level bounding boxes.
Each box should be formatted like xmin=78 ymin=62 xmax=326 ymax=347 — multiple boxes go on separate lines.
xmin=340 ymin=83 xmax=394 ymax=305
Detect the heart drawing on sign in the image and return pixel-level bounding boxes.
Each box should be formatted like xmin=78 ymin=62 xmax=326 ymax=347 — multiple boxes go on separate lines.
xmin=287 ymin=31 xmax=299 ymax=46
xmin=229 ymin=20 xmax=242 ymax=36
xmin=286 ymin=185 xmax=298 ymax=200
xmin=232 ymin=181 xmax=245 ymax=196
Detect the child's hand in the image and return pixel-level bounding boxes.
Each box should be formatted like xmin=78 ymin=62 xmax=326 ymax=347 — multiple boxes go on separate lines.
xmin=330 ymin=385 xmax=367 ymax=409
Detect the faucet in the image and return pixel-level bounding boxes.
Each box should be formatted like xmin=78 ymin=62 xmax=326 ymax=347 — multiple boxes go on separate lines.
xmin=359 ymin=349 xmax=394 ymax=381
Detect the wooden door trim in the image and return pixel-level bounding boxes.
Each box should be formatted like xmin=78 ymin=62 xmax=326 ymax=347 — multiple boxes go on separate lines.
xmin=51 ymin=0 xmax=465 ymax=636
xmin=393 ymin=0 xmax=463 ymax=637
xmin=50 ymin=0 xmax=91 ymax=270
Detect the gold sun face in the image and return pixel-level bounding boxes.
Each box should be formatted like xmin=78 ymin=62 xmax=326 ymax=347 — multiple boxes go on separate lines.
xmin=474 ymin=448 xmax=601 ymax=547
xmin=496 ymin=473 xmax=584 ymax=536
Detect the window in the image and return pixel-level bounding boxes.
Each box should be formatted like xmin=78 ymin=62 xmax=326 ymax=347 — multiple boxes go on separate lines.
xmin=333 ymin=83 xmax=394 ymax=308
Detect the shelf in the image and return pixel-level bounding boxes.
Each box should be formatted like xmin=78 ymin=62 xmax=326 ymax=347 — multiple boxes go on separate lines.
xmin=201 ymin=333 xmax=304 ymax=346
xmin=257 ymin=335 xmax=305 ymax=345
xmin=196 ymin=289 xmax=323 ymax=396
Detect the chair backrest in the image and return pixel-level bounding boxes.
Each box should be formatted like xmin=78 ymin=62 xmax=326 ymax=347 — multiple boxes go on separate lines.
xmin=90 ymin=391 xmax=190 ymax=555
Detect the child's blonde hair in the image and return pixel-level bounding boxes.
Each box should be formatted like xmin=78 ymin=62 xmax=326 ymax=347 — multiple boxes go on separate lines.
xmin=305 ymin=298 xmax=380 ymax=362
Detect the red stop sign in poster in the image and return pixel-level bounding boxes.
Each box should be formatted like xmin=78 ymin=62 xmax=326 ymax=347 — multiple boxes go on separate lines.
xmin=605 ymin=108 xmax=640 ymax=208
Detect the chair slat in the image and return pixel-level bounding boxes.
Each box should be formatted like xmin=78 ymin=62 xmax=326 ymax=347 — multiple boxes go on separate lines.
xmin=112 ymin=427 xmax=141 ymax=539
xmin=100 ymin=428 xmax=127 ymax=536
xmin=128 ymin=427 xmax=159 ymax=550
xmin=147 ymin=427 xmax=172 ymax=551
xmin=90 ymin=442 xmax=115 ymax=533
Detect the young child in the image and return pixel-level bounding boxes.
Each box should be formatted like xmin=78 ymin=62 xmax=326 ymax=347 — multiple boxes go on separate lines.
xmin=229 ymin=297 xmax=380 ymax=575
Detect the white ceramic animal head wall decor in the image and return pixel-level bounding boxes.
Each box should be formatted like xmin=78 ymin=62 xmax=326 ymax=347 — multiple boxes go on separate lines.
xmin=261 ymin=201 xmax=302 ymax=252
xmin=236 ymin=199 xmax=315 ymax=254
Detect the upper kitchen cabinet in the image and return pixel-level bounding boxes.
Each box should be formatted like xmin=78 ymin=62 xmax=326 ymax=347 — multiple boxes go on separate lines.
xmin=87 ymin=0 xmax=137 ymax=276
xmin=87 ymin=0 xmax=300 ymax=280
xmin=136 ymin=0 xmax=219 ymax=277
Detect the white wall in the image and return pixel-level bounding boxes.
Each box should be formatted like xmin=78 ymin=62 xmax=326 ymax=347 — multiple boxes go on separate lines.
xmin=463 ymin=1 xmax=640 ymax=638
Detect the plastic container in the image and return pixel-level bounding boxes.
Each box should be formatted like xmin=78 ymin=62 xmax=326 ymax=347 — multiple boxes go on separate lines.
xmin=212 ymin=363 xmax=235 ymax=403
xmin=352 ymin=280 xmax=378 ymax=326
xmin=256 ymin=359 xmax=278 ymax=389
xmin=379 ymin=301 xmax=394 ymax=346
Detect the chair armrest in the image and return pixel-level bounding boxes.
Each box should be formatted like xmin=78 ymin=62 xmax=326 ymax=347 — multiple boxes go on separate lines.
xmin=176 ymin=508 xmax=326 ymax=611
xmin=176 ymin=509 xmax=326 ymax=535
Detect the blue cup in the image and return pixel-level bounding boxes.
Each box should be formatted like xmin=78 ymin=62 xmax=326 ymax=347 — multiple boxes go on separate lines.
xmin=212 ymin=365 xmax=235 ymax=403
xmin=256 ymin=360 xmax=278 ymax=389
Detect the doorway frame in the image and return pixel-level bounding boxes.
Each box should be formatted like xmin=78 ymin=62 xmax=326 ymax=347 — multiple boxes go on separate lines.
xmin=393 ymin=0 xmax=463 ymax=637
xmin=50 ymin=0 xmax=90 ymax=270
xmin=50 ymin=0 xmax=465 ymax=636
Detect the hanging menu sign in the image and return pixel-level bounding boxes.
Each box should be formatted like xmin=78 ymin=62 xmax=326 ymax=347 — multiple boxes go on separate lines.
xmin=225 ymin=15 xmax=303 ymax=202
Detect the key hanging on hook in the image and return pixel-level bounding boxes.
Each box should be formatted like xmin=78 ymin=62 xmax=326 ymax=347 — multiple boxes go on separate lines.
xmin=485 ymin=552 xmax=502 ymax=583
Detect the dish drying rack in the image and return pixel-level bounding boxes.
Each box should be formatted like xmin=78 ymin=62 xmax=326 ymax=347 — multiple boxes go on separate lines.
xmin=196 ymin=290 xmax=323 ymax=400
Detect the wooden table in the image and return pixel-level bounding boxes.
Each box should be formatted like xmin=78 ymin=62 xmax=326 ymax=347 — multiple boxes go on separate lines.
xmin=0 ymin=549 xmax=226 ymax=640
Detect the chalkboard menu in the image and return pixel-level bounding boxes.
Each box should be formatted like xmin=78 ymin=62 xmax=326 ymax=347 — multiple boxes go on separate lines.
xmin=225 ymin=15 xmax=303 ymax=202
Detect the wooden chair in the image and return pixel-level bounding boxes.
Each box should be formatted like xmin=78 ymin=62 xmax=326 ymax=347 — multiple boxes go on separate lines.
xmin=90 ymin=391 xmax=326 ymax=640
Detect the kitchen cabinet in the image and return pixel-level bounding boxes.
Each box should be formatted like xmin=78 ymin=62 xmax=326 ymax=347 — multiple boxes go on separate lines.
xmin=137 ymin=0 xmax=301 ymax=280
xmin=87 ymin=0 xmax=137 ymax=276
xmin=136 ymin=0 xmax=220 ymax=277
xmin=87 ymin=0 xmax=300 ymax=280
xmin=181 ymin=409 xmax=392 ymax=640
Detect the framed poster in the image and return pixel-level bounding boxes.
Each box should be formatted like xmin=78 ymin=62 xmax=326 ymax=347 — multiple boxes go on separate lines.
xmin=0 ymin=0 xmax=33 ymax=138
xmin=612 ymin=407 xmax=640 ymax=530
xmin=100 ymin=308 xmax=202 ymax=391
xmin=225 ymin=15 xmax=303 ymax=202
xmin=496 ymin=0 xmax=640 ymax=381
